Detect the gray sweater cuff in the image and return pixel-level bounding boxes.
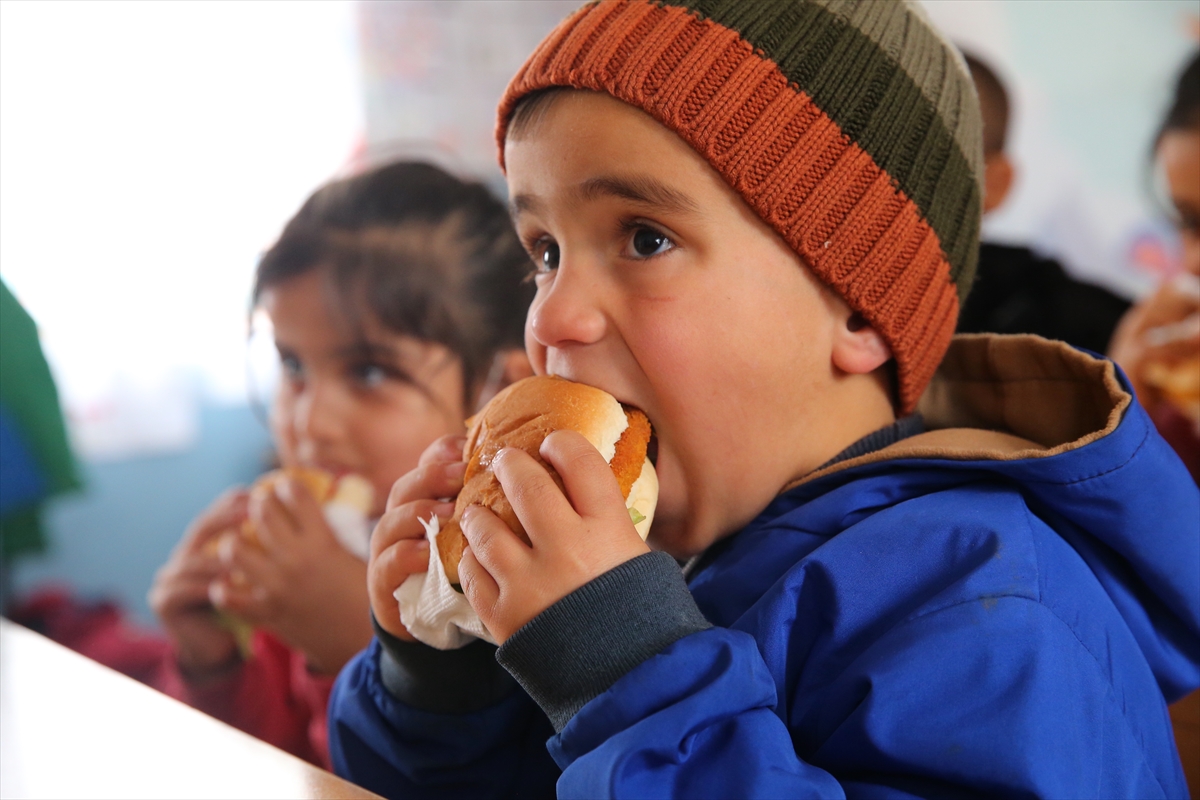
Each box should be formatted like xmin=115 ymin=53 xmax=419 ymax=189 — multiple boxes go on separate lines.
xmin=372 ymin=615 xmax=517 ymax=714
xmin=495 ymin=551 xmax=711 ymax=732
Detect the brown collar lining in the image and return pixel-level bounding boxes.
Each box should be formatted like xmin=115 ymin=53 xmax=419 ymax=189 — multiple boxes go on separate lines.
xmin=784 ymin=334 xmax=1131 ymax=492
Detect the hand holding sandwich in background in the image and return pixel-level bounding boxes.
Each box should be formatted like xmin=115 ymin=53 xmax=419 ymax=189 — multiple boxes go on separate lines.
xmin=151 ymin=470 xmax=374 ymax=677
xmin=149 ymin=489 xmax=249 ymax=679
xmin=208 ymin=472 xmax=374 ymax=675
xmin=1109 ymin=274 xmax=1200 ymax=430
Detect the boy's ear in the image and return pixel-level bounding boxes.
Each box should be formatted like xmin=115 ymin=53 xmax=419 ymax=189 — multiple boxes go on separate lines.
xmin=983 ymin=153 xmax=1015 ymax=214
xmin=474 ymin=349 xmax=534 ymax=411
xmin=831 ymin=312 xmax=892 ymax=376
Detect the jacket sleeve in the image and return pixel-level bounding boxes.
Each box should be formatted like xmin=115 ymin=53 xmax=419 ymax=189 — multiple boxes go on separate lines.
xmin=498 ymin=556 xmax=1185 ymax=799
xmin=327 ymin=635 xmax=559 ymax=800
xmin=807 ymin=596 xmax=1185 ymax=799
xmin=495 ymin=553 xmax=845 ymax=799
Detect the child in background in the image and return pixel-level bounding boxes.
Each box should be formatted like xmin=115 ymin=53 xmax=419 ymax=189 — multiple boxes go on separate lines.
xmin=955 ymin=51 xmax=1132 ymax=353
xmin=148 ymin=161 xmax=533 ymax=767
xmin=331 ymin=2 xmax=1199 ymax=798
xmin=1111 ymin=50 xmax=1200 ymax=484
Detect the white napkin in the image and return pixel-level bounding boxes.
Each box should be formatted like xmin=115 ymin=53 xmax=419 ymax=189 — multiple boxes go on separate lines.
xmin=324 ymin=503 xmax=372 ymax=562
xmin=395 ymin=515 xmax=495 ymax=649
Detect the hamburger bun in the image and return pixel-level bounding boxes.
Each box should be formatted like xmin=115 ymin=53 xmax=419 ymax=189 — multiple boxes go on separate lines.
xmin=1144 ymin=356 xmax=1200 ymax=423
xmin=206 ymin=467 xmax=374 ymax=554
xmin=438 ymin=375 xmax=657 ymax=588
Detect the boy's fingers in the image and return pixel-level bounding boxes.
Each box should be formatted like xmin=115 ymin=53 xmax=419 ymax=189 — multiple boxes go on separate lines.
xmin=418 ymin=435 xmax=469 ymax=468
xmin=491 ymin=446 xmax=577 ymax=543
xmin=461 ymin=505 xmax=528 ymax=575
xmin=458 ymin=546 xmax=500 ymax=631
xmin=387 ymin=461 xmax=467 ymax=512
xmin=371 ymin=538 xmax=431 ymax=592
xmin=539 ymin=429 xmax=629 ymax=522
xmin=370 ymin=500 xmax=455 ymax=560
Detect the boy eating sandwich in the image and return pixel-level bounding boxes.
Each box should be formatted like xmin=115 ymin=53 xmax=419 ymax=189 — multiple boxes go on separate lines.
xmin=330 ymin=2 xmax=1200 ymax=797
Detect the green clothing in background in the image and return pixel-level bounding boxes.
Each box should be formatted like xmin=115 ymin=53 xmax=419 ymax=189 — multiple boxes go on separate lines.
xmin=0 ymin=278 xmax=80 ymax=559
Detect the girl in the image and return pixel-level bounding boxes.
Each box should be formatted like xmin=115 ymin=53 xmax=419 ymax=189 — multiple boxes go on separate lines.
xmin=1110 ymin=50 xmax=1200 ymax=484
xmin=148 ymin=161 xmax=533 ymax=767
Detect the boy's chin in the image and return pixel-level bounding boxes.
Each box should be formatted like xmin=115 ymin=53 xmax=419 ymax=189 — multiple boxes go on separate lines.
xmin=645 ymin=515 xmax=707 ymax=560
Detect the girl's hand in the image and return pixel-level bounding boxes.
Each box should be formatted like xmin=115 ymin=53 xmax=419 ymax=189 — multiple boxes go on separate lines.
xmin=458 ymin=430 xmax=651 ymax=643
xmin=1110 ymin=276 xmax=1200 ymax=405
xmin=209 ymin=477 xmax=373 ymax=675
xmin=149 ymin=489 xmax=248 ymax=679
xmin=368 ymin=435 xmax=465 ymax=642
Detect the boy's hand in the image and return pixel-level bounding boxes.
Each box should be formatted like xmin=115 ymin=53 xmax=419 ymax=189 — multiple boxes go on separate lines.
xmin=369 ymin=435 xmax=464 ymax=642
xmin=149 ymin=489 xmax=248 ymax=678
xmin=458 ymin=430 xmax=651 ymax=643
xmin=209 ymin=477 xmax=373 ymax=674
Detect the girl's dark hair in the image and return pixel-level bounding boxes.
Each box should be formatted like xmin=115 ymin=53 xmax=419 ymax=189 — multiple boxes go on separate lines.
xmin=1158 ymin=50 xmax=1200 ymax=145
xmin=253 ymin=161 xmax=533 ymax=398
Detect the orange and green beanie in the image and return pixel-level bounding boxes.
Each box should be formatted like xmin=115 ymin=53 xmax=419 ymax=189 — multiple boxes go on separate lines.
xmin=496 ymin=0 xmax=984 ymax=412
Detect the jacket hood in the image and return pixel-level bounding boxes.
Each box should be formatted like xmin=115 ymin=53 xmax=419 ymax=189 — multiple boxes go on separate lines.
xmin=783 ymin=334 xmax=1200 ymax=699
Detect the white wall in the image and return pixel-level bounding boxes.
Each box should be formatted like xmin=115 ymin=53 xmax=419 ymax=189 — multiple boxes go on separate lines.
xmin=923 ymin=0 xmax=1198 ymax=299
xmin=0 ymin=0 xmax=362 ymax=460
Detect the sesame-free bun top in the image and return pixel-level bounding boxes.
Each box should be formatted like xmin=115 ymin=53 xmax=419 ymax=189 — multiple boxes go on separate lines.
xmin=209 ymin=467 xmax=374 ymax=551
xmin=438 ymin=375 xmax=656 ymax=587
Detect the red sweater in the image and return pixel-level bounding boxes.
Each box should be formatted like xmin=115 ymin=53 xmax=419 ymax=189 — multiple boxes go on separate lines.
xmin=156 ymin=629 xmax=336 ymax=768
xmin=1149 ymin=401 xmax=1200 ymax=485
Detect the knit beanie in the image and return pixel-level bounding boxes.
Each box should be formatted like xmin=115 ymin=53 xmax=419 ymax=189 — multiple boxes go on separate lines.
xmin=496 ymin=0 xmax=983 ymax=412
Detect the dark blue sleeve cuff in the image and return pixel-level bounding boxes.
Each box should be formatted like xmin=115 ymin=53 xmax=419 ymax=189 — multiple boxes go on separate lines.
xmin=495 ymin=551 xmax=711 ymax=731
xmin=372 ymin=614 xmax=518 ymax=714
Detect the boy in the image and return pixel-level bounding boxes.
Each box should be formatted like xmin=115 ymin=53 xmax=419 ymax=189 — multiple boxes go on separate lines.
xmin=954 ymin=51 xmax=1132 ymax=355
xmin=330 ymin=2 xmax=1200 ymax=797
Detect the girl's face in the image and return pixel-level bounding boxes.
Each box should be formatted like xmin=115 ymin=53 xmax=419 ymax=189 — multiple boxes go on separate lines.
xmin=1159 ymin=127 xmax=1200 ymax=277
xmin=261 ymin=270 xmax=467 ymax=516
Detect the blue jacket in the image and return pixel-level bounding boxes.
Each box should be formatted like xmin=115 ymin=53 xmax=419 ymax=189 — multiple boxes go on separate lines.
xmin=329 ymin=336 xmax=1200 ymax=798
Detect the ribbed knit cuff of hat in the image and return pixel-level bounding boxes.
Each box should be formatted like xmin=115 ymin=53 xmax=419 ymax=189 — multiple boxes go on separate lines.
xmin=372 ymin=614 xmax=518 ymax=714
xmin=496 ymin=551 xmax=711 ymax=732
xmin=495 ymin=0 xmax=985 ymax=412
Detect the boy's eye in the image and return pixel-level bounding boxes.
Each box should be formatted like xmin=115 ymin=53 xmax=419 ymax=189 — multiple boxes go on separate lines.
xmin=627 ymin=226 xmax=675 ymax=259
xmin=539 ymin=240 xmax=561 ymax=272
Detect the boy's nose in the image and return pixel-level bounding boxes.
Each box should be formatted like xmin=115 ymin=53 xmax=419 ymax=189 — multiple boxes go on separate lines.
xmin=527 ymin=261 xmax=608 ymax=350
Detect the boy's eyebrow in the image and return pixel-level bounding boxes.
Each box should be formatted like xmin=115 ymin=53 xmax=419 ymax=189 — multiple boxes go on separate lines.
xmin=509 ymin=193 xmax=542 ymax=218
xmin=509 ymin=174 xmax=699 ymax=218
xmin=578 ymin=175 xmax=699 ymax=215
